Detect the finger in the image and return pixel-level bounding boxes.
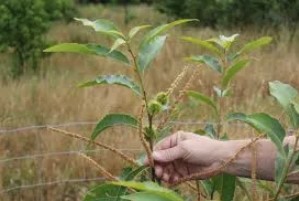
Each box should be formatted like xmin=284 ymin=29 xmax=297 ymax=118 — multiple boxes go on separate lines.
xmin=154 ymin=132 xmax=184 ymax=151
xmin=144 ymin=157 xmax=149 ymax=166
xmin=154 ymin=165 xmax=163 ymax=178
xmin=169 ymin=173 xmax=180 ymax=184
xmin=153 ymin=146 xmax=183 ymax=163
xmin=162 ymin=170 xmax=170 ymax=182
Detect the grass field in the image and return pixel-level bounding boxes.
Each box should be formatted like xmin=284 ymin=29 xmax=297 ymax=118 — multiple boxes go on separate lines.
xmin=1 ymin=4 xmax=299 ymax=201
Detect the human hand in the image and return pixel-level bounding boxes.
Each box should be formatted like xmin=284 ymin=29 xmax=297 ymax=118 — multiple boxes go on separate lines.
xmin=145 ymin=131 xmax=228 ymax=183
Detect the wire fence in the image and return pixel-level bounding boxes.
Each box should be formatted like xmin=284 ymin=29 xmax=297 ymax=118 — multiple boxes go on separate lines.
xmin=0 ymin=119 xmax=255 ymax=199
xmin=0 ymin=120 xmax=247 ymax=135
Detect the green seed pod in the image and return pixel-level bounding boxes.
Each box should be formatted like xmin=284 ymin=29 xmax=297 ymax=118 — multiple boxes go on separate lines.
xmin=156 ymin=92 xmax=168 ymax=105
xmin=148 ymin=100 xmax=162 ymax=116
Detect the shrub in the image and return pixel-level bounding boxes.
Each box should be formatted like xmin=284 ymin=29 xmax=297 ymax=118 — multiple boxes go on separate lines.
xmin=45 ymin=16 xmax=299 ymax=201
xmin=0 ymin=0 xmax=76 ymax=77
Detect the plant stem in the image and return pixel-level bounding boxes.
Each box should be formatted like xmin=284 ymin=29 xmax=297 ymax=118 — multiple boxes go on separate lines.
xmin=273 ymin=134 xmax=299 ymax=200
xmin=216 ymin=50 xmax=228 ymax=138
xmin=127 ymin=43 xmax=156 ymax=182
xmin=196 ymin=180 xmax=201 ymax=201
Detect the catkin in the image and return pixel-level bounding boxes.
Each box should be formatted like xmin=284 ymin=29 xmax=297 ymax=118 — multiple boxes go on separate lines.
xmin=79 ymin=153 xmax=117 ymax=181
xmin=48 ymin=127 xmax=138 ymax=166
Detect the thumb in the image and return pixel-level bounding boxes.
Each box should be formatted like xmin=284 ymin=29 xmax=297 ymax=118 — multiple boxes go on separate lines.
xmin=153 ymin=146 xmax=183 ymax=163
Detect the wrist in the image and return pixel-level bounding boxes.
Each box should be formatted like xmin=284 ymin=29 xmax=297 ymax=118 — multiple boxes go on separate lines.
xmin=217 ymin=139 xmax=252 ymax=175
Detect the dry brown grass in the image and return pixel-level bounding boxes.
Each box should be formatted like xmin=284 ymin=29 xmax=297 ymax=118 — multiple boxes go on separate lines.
xmin=1 ymin=4 xmax=299 ymax=201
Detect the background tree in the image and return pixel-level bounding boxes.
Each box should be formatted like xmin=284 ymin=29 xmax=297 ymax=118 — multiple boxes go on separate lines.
xmin=0 ymin=0 xmax=76 ymax=77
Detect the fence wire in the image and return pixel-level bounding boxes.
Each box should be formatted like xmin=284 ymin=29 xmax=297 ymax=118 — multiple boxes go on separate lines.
xmin=0 ymin=119 xmax=249 ymax=196
xmin=0 ymin=177 xmax=106 ymax=194
xmin=0 ymin=120 xmax=247 ymax=135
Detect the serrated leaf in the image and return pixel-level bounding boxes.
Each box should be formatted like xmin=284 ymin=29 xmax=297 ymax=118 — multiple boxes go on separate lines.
xmin=110 ymin=38 xmax=126 ymax=53
xmin=44 ymin=43 xmax=130 ymax=65
xmin=143 ymin=19 xmax=198 ymax=43
xmin=84 ymin=184 xmax=126 ymax=201
xmin=79 ymin=75 xmax=141 ymax=96
xmin=187 ymin=90 xmax=217 ymax=113
xmin=111 ymin=181 xmax=183 ymax=201
xmin=75 ymin=18 xmax=124 ymax=38
xmin=92 ymin=114 xmax=138 ymax=140
xmin=187 ymin=55 xmax=222 ymax=73
xmin=181 ymin=37 xmax=222 ymax=55
xmin=129 ymin=25 xmax=151 ymax=39
xmin=239 ymin=36 xmax=272 ymax=54
xmin=137 ymin=35 xmax=167 ymax=73
xmin=227 ymin=113 xmax=286 ymax=155
xmin=269 ymin=81 xmax=299 ymax=129
xmin=222 ymin=59 xmax=250 ymax=88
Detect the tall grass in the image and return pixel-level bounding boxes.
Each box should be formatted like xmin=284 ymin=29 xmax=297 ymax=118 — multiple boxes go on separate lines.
xmin=1 ymin=4 xmax=299 ymax=201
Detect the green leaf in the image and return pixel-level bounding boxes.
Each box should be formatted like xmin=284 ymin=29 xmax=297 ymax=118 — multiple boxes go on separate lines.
xmin=181 ymin=37 xmax=222 ymax=55
xmin=222 ymin=59 xmax=250 ymax=88
xmin=227 ymin=113 xmax=286 ymax=155
xmin=121 ymin=192 xmax=176 ymax=201
xmin=75 ymin=18 xmax=124 ymax=39
xmin=204 ymin=124 xmax=217 ymax=139
xmin=115 ymin=166 xmax=149 ymax=200
xmin=236 ymin=178 xmax=253 ymax=201
xmin=129 ymin=25 xmax=151 ymax=39
xmin=137 ymin=35 xmax=167 ymax=73
xmin=120 ymin=166 xmax=148 ymax=181
xmin=84 ymin=184 xmax=126 ymax=201
xmin=221 ymin=174 xmax=236 ymax=201
xmin=187 ymin=55 xmax=222 ymax=73
xmin=200 ymin=180 xmax=213 ymax=198
xmin=143 ymin=19 xmax=198 ymax=43
xmin=91 ymin=114 xmax=138 ymax=140
xmin=110 ymin=181 xmax=183 ymax=201
xmin=239 ymin=36 xmax=272 ymax=55
xmin=187 ymin=90 xmax=217 ymax=113
xmin=79 ymin=75 xmax=141 ymax=96
xmin=275 ymin=152 xmax=287 ymax=184
xmin=207 ymin=34 xmax=239 ymax=50
xmin=110 ymin=38 xmax=126 ymax=53
xmin=44 ymin=43 xmax=130 ymax=65
xmin=213 ymin=86 xmax=231 ymax=97
xmin=213 ymin=173 xmax=236 ymax=201
xmin=269 ymin=81 xmax=299 ymax=129
xmin=257 ymin=181 xmax=275 ymax=197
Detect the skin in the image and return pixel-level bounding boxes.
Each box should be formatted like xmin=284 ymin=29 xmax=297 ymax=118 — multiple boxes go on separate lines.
xmin=145 ymin=131 xmax=299 ymax=184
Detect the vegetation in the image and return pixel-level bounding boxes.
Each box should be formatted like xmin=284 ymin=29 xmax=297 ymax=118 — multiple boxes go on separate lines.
xmin=1 ymin=4 xmax=299 ymax=201
xmin=155 ymin=0 xmax=299 ymax=40
xmin=44 ymin=13 xmax=299 ymax=201
xmin=0 ymin=0 xmax=76 ymax=77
